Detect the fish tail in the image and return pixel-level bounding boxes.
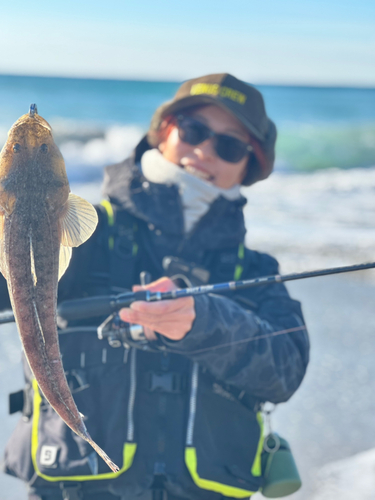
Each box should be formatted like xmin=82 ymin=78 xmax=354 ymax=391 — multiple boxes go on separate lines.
xmin=84 ymin=433 xmax=120 ymax=473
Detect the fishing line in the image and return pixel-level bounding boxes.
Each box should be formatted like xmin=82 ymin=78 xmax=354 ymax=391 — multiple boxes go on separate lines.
xmin=155 ymin=324 xmax=307 ymax=356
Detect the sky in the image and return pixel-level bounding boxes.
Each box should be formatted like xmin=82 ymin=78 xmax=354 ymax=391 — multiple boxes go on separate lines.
xmin=1 ymin=0 xmax=374 ymax=86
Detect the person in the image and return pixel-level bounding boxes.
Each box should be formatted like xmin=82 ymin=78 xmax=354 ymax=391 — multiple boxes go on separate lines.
xmin=1 ymin=73 xmax=309 ymax=500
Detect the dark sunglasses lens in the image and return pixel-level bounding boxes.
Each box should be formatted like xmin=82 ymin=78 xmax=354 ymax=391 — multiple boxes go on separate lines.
xmin=178 ymin=118 xmax=210 ymax=146
xmin=215 ymin=135 xmax=248 ymax=163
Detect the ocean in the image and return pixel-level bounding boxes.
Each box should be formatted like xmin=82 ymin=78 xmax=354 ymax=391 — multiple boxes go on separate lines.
xmin=1 ymin=74 xmax=375 ymax=183
xmin=1 ymin=73 xmax=375 ymax=273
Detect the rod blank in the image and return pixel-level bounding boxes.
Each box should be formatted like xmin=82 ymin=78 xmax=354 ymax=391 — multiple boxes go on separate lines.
xmin=1 ymin=261 xmax=374 ymax=325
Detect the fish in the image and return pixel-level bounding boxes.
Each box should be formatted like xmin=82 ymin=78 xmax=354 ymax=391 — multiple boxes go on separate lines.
xmin=0 ymin=104 xmax=119 ymax=473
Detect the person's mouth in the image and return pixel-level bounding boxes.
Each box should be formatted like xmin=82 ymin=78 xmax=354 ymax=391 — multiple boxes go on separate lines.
xmin=181 ymin=163 xmax=214 ymax=182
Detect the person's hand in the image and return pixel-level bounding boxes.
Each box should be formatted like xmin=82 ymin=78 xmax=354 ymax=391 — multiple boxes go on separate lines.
xmin=119 ymin=277 xmax=195 ymax=341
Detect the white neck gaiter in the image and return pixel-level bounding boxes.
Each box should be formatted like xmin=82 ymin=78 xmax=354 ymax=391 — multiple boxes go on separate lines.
xmin=141 ymin=148 xmax=241 ymax=233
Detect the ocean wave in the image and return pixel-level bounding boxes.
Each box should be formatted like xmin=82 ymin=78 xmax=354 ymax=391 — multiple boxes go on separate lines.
xmin=276 ymin=122 xmax=375 ymax=171
xmin=0 ymin=119 xmax=145 ymax=182
xmin=58 ymin=120 xmax=375 ymax=180
xmin=57 ymin=124 xmax=144 ymax=181
xmin=1 ymin=118 xmax=375 ymax=181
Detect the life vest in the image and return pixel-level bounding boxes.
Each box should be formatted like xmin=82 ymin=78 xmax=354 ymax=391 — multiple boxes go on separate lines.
xmin=5 ymin=201 xmax=266 ymax=500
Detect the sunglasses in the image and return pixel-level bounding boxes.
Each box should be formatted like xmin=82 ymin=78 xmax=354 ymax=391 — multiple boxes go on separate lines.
xmin=176 ymin=115 xmax=253 ymax=164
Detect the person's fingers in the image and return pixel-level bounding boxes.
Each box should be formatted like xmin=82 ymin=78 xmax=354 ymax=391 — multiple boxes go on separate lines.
xmin=119 ymin=295 xmax=158 ymax=340
xmin=145 ymin=277 xmax=178 ymax=292
xmin=143 ymin=326 xmax=157 ymax=341
xmin=119 ymin=307 xmax=195 ymax=340
xmin=120 ymin=306 xmax=194 ymax=326
xmin=130 ymin=296 xmax=194 ymax=314
xmin=122 ymin=277 xmax=195 ymax=340
xmin=132 ymin=277 xmax=177 ymax=293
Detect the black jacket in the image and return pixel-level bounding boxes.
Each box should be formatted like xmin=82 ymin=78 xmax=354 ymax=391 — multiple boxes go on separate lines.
xmin=2 ymin=139 xmax=309 ymax=499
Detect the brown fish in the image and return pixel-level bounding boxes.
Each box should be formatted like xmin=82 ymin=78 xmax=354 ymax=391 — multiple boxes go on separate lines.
xmin=0 ymin=105 xmax=119 ymax=473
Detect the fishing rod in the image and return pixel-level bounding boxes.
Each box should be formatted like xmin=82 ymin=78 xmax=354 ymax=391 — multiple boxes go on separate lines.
xmin=58 ymin=260 xmax=375 ymax=322
xmin=0 ymin=261 xmax=374 ymax=326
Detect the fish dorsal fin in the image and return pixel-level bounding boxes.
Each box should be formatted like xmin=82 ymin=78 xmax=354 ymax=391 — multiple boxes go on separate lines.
xmin=59 ymin=244 xmax=72 ymax=280
xmin=0 ymin=215 xmax=8 ymax=280
xmin=60 ymin=193 xmax=98 ymax=248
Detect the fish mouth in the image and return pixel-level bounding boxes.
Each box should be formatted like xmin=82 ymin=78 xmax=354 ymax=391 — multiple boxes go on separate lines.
xmin=10 ymin=113 xmax=52 ymax=134
xmin=7 ymin=104 xmax=52 ymax=136
xmin=29 ymin=104 xmax=38 ymax=117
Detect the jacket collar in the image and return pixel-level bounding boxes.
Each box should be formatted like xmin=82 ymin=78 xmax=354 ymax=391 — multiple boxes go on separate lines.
xmin=102 ymin=136 xmax=247 ymax=249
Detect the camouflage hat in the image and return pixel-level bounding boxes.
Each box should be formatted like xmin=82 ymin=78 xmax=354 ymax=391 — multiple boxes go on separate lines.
xmin=149 ymin=73 xmax=277 ymax=185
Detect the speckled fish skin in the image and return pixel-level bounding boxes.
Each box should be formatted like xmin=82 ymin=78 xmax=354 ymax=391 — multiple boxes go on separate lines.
xmin=0 ymin=106 xmax=119 ymax=473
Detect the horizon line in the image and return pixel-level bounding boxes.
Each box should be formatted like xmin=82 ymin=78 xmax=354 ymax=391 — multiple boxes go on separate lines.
xmin=1 ymin=72 xmax=374 ymax=91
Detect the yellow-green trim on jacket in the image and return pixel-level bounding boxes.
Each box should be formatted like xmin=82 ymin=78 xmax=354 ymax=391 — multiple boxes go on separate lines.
xmin=251 ymin=412 xmax=264 ymax=476
xmin=234 ymin=243 xmax=245 ymax=280
xmin=100 ymin=200 xmax=115 ymax=250
xmin=100 ymin=199 xmax=138 ymax=255
xmin=185 ymin=447 xmax=257 ymax=498
xmin=184 ymin=411 xmax=263 ymax=497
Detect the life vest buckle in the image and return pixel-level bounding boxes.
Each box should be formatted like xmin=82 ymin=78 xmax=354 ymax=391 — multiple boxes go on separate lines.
xmin=146 ymin=371 xmax=186 ymax=393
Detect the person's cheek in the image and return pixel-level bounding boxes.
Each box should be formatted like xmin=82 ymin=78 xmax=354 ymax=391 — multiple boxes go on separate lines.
xmin=160 ymin=130 xmax=186 ymax=165
xmin=212 ymin=164 xmax=228 ymax=188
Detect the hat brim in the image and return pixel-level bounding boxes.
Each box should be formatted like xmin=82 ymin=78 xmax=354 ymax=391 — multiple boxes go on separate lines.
xmin=157 ymin=95 xmax=265 ymax=142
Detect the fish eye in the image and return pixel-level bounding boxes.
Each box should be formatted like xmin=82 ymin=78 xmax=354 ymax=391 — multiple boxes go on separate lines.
xmin=13 ymin=143 xmax=21 ymax=153
xmin=40 ymin=144 xmax=48 ymax=153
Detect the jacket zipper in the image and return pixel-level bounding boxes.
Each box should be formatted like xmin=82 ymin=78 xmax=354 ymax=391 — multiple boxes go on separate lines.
xmin=127 ymin=348 xmax=137 ymax=442
xmin=186 ymin=362 xmax=199 ymax=446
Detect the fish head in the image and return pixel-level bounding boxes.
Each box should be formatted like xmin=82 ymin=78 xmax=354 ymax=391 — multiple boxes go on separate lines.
xmin=0 ymin=105 xmax=70 ymax=214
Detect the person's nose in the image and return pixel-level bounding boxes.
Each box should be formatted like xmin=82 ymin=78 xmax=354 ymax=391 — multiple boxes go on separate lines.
xmin=193 ymin=138 xmax=216 ymax=161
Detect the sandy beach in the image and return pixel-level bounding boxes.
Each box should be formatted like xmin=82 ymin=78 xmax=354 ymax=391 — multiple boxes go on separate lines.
xmin=1 ymin=168 xmax=375 ymax=499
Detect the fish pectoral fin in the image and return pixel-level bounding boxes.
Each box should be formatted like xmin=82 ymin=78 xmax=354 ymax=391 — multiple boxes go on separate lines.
xmin=0 ymin=215 xmax=8 ymax=280
xmin=60 ymin=193 xmax=98 ymax=248
xmin=58 ymin=194 xmax=97 ymax=280
xmin=58 ymin=244 xmax=73 ymax=280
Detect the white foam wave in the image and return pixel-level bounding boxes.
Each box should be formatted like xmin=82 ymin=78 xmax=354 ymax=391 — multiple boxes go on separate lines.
xmin=1 ymin=118 xmax=374 ymax=175
xmin=0 ymin=120 xmax=145 ymax=173
xmin=60 ymin=125 xmax=144 ymax=168
xmin=242 ymin=167 xmax=375 ymax=277
xmin=74 ymin=166 xmax=375 ymax=282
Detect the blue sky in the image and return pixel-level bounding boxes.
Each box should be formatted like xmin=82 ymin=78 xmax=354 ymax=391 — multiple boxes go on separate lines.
xmin=1 ymin=0 xmax=374 ymax=86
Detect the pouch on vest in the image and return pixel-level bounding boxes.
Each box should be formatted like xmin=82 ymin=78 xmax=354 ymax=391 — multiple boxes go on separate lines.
xmin=183 ymin=363 xmax=264 ymax=498
xmin=4 ymin=330 xmax=138 ymax=487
